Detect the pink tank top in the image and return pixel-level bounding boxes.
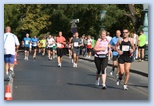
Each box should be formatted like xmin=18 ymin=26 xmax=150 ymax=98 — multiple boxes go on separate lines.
xmin=95 ymin=38 xmax=109 ymax=56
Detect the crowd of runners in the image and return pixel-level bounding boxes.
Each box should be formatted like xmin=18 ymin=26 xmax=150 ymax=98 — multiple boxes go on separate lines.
xmin=4 ymin=26 xmax=147 ymax=91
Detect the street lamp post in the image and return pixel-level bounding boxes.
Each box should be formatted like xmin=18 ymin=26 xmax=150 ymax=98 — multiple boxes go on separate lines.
xmin=100 ymin=10 xmax=107 ymax=30
xmin=70 ymin=19 xmax=79 ymax=33
xmin=142 ymin=4 xmax=148 ymax=61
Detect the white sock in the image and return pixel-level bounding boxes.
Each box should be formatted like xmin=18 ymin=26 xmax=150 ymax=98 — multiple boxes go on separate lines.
xmin=10 ymin=67 xmax=13 ymax=71
xmin=6 ymin=72 xmax=8 ymax=76
xmin=102 ymin=84 xmax=106 ymax=86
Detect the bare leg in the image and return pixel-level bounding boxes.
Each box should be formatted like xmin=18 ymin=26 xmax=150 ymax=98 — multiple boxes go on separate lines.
xmin=124 ymin=62 xmax=131 ymax=85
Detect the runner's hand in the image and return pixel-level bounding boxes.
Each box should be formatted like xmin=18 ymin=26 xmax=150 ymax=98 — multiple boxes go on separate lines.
xmin=118 ymin=50 xmax=123 ymax=55
xmin=129 ymin=49 xmax=134 ymax=54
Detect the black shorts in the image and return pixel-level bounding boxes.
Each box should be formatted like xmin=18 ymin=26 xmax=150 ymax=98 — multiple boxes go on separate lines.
xmin=87 ymin=48 xmax=92 ymax=52
xmin=118 ymin=55 xmax=132 ymax=64
xmin=32 ymin=46 xmax=38 ymax=50
xmin=73 ymin=48 xmax=80 ymax=56
xmin=24 ymin=47 xmax=29 ymax=51
xmin=47 ymin=47 xmax=53 ymax=51
xmin=41 ymin=47 xmax=46 ymax=49
xmin=138 ymin=45 xmax=145 ymax=49
xmin=57 ymin=48 xmax=63 ymax=57
xmin=112 ymin=55 xmax=118 ymax=61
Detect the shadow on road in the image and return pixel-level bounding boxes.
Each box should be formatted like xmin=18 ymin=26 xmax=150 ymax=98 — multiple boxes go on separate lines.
xmin=67 ymin=83 xmax=122 ymax=90
xmin=79 ymin=57 xmax=148 ymax=77
xmin=129 ymin=84 xmax=148 ymax=88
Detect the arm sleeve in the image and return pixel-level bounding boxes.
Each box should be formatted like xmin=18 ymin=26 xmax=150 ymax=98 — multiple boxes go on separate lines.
xmin=110 ymin=39 xmax=113 ymax=45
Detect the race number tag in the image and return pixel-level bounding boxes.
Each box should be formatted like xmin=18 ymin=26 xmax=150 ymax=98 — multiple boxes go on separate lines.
xmin=74 ymin=42 xmax=79 ymax=47
xmin=25 ymin=40 xmax=29 ymax=45
xmin=33 ymin=42 xmax=37 ymax=46
xmin=122 ymin=45 xmax=129 ymax=51
xmin=57 ymin=43 xmax=61 ymax=47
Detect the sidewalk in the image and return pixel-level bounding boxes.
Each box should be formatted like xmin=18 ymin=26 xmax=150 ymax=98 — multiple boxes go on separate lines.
xmin=79 ymin=56 xmax=148 ymax=77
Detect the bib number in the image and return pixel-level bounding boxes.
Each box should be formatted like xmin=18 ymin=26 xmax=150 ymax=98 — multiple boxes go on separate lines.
xmin=57 ymin=43 xmax=62 ymax=47
xmin=74 ymin=42 xmax=79 ymax=47
xmin=25 ymin=40 xmax=29 ymax=45
xmin=122 ymin=45 xmax=129 ymax=51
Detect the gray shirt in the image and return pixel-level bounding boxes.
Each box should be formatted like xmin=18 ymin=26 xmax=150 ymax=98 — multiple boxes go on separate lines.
xmin=72 ymin=37 xmax=82 ymax=49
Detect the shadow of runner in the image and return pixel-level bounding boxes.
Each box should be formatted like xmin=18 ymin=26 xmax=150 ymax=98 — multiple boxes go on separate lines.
xmin=79 ymin=57 xmax=148 ymax=77
xmin=128 ymin=84 xmax=148 ymax=88
xmin=67 ymin=83 xmax=122 ymax=90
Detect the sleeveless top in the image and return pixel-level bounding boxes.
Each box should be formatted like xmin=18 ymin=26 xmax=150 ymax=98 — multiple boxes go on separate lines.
xmin=95 ymin=38 xmax=109 ymax=57
xmin=119 ymin=38 xmax=132 ymax=56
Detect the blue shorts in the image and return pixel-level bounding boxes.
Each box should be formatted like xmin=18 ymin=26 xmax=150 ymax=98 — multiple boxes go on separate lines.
xmin=4 ymin=54 xmax=15 ymax=64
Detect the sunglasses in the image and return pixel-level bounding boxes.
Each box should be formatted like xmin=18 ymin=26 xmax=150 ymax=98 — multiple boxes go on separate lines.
xmin=123 ymin=32 xmax=128 ymax=34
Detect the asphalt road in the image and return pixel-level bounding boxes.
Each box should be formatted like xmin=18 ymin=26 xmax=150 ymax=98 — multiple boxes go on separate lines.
xmin=10 ymin=52 xmax=148 ymax=100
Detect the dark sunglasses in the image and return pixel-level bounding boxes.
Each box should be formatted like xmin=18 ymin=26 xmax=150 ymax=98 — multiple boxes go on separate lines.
xmin=123 ymin=32 xmax=128 ymax=34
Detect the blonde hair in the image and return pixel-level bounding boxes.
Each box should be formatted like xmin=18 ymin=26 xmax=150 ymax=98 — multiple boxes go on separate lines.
xmin=100 ymin=30 xmax=107 ymax=35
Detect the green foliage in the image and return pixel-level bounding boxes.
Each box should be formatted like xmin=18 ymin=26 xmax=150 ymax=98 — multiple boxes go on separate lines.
xmin=4 ymin=4 xmax=144 ymax=40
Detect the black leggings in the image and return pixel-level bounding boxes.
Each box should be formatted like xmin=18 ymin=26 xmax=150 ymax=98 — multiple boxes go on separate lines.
xmin=94 ymin=57 xmax=108 ymax=74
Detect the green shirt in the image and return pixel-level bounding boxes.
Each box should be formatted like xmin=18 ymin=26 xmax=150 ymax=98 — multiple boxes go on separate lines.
xmin=40 ymin=39 xmax=46 ymax=47
xmin=92 ymin=39 xmax=96 ymax=48
xmin=138 ymin=34 xmax=146 ymax=47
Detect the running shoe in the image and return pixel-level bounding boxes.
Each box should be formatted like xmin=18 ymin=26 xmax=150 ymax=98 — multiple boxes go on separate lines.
xmin=75 ymin=63 xmax=78 ymax=67
xmin=116 ymin=79 xmax=121 ymax=85
xmin=95 ymin=77 xmax=100 ymax=86
xmin=102 ymin=85 xmax=107 ymax=89
xmin=58 ymin=63 xmax=61 ymax=67
xmin=123 ymin=85 xmax=128 ymax=90
xmin=10 ymin=70 xmax=15 ymax=78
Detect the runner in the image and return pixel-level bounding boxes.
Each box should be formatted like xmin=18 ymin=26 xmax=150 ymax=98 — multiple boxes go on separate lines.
xmin=4 ymin=26 xmax=20 ymax=81
xmin=138 ymin=30 xmax=146 ymax=62
xmin=56 ymin=31 xmax=66 ymax=67
xmin=40 ymin=36 xmax=47 ymax=56
xmin=47 ymin=35 xmax=55 ymax=60
xmin=106 ymin=32 xmax=112 ymax=60
xmin=110 ymin=30 xmax=121 ymax=78
xmin=52 ymin=36 xmax=57 ymax=58
xmin=130 ymin=32 xmax=138 ymax=62
xmin=31 ymin=35 xmax=39 ymax=59
xmin=68 ymin=37 xmax=73 ymax=58
xmin=71 ymin=32 xmax=83 ymax=67
xmin=71 ymin=34 xmax=75 ymax=63
xmin=94 ymin=30 xmax=111 ymax=89
xmin=82 ymin=36 xmax=88 ymax=57
xmin=115 ymin=29 xmax=135 ymax=90
xmin=23 ymin=33 xmax=31 ymax=60
xmin=86 ymin=35 xmax=92 ymax=58
xmin=91 ymin=36 xmax=96 ymax=56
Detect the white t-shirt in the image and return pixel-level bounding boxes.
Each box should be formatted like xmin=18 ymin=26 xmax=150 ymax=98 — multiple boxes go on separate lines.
xmin=47 ymin=38 xmax=55 ymax=47
xmin=87 ymin=38 xmax=92 ymax=45
xmin=133 ymin=34 xmax=138 ymax=44
xmin=4 ymin=32 xmax=20 ymax=55
xmin=106 ymin=36 xmax=112 ymax=43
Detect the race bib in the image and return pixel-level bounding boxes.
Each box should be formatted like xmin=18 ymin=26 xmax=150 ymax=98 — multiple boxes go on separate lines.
xmin=74 ymin=42 xmax=79 ymax=47
xmin=25 ymin=40 xmax=29 ymax=45
xmin=43 ymin=42 xmax=46 ymax=45
xmin=57 ymin=43 xmax=62 ymax=47
xmin=122 ymin=45 xmax=129 ymax=51
xmin=33 ymin=42 xmax=37 ymax=46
